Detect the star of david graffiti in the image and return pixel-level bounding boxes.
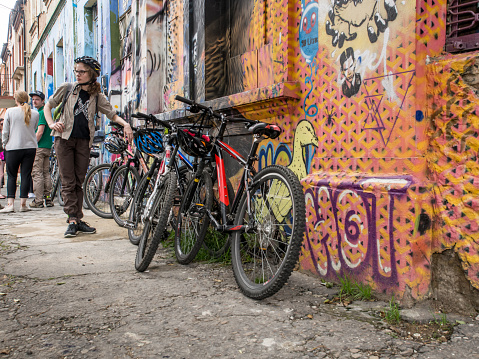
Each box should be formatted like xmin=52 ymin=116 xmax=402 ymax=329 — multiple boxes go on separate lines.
xmin=362 ymin=70 xmax=415 ymax=148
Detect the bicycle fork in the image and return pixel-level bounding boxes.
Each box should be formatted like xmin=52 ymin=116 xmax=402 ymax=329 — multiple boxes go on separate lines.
xmin=143 ymin=148 xmax=172 ymax=223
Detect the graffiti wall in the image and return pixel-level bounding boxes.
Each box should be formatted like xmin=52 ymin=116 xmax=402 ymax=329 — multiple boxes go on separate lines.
xmin=27 ymin=0 xmax=479 ymax=301
xmin=152 ymin=0 xmax=477 ymax=302
xmin=426 ymin=54 xmax=479 ymax=292
xmin=258 ymin=0 xmax=436 ymax=300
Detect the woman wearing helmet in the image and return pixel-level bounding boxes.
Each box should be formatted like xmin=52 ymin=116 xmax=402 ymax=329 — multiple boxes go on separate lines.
xmin=44 ymin=56 xmax=133 ymax=238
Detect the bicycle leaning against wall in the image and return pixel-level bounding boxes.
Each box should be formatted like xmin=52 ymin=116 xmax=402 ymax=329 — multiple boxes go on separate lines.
xmin=174 ymin=95 xmax=306 ymax=300
xmin=127 ymin=112 xmax=194 ymax=272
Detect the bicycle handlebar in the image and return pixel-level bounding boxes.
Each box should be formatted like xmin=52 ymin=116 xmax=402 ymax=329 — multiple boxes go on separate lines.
xmin=175 ymin=95 xmax=222 ymax=119
xmin=174 ymin=96 xmax=259 ymax=126
xmin=132 ymin=112 xmax=172 ymax=130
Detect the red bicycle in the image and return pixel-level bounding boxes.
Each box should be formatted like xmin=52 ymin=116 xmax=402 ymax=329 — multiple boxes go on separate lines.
xmin=174 ymin=96 xmax=306 ymax=300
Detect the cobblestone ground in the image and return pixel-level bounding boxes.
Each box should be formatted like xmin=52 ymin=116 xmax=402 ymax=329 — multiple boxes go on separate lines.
xmin=0 ymin=202 xmax=478 ymax=359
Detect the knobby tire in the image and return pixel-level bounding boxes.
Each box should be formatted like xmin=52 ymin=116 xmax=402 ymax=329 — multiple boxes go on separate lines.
xmin=110 ymin=165 xmax=140 ymax=227
xmin=174 ymin=171 xmax=213 ymax=264
xmin=230 ymin=165 xmax=306 ymax=300
xmin=128 ymin=173 xmax=155 ymax=245
xmin=135 ymin=171 xmax=177 ymax=272
xmin=83 ymin=163 xmax=113 ymax=219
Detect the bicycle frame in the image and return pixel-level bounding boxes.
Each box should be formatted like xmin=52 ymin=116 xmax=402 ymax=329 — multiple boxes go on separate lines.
xmin=199 ymin=119 xmax=263 ymax=233
xmin=141 ymin=132 xmax=193 ymax=223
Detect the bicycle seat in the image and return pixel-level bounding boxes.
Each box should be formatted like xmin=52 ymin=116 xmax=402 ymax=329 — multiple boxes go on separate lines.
xmin=90 ymin=151 xmax=100 ymax=158
xmin=247 ymin=123 xmax=281 ymax=139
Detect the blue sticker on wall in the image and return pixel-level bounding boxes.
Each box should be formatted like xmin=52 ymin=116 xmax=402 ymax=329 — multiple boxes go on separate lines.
xmin=415 ymin=110 xmax=424 ymax=122
xmin=299 ymin=1 xmax=319 ymax=64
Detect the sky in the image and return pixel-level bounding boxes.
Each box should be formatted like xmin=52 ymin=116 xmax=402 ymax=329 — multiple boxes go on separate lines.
xmin=0 ymin=0 xmax=17 ymax=51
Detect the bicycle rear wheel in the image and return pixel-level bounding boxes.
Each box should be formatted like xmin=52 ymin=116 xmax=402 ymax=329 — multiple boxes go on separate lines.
xmin=128 ymin=172 xmax=155 ymax=245
xmin=230 ymin=165 xmax=306 ymax=300
xmin=110 ymin=165 xmax=140 ymax=227
xmin=135 ymin=171 xmax=177 ymax=272
xmin=83 ymin=163 xmax=113 ymax=219
xmin=50 ymin=162 xmax=60 ymax=200
xmin=202 ymin=175 xmax=234 ymax=259
xmin=169 ymin=165 xmax=192 ymax=230
xmin=174 ymin=170 xmax=213 ymax=265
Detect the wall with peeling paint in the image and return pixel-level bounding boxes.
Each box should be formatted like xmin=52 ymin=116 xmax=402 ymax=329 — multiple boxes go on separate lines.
xmin=426 ymin=54 xmax=479 ymax=296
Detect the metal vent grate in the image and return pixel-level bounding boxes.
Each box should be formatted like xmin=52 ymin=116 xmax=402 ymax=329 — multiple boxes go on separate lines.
xmin=446 ymin=0 xmax=479 ymax=52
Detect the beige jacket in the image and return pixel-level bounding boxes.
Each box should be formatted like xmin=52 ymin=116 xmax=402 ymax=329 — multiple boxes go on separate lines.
xmin=47 ymin=82 xmax=117 ymax=147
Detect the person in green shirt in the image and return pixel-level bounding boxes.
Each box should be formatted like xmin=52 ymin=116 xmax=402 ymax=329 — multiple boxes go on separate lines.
xmin=29 ymin=91 xmax=54 ymax=208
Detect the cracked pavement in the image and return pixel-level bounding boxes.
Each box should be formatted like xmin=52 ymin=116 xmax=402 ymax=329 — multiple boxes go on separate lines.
xmin=0 ymin=203 xmax=478 ymax=358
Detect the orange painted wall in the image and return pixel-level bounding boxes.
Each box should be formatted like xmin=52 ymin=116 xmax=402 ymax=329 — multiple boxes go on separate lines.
xmin=156 ymin=0 xmax=478 ymax=302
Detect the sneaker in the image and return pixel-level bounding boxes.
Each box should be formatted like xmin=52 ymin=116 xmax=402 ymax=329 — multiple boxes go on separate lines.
xmin=77 ymin=221 xmax=96 ymax=234
xmin=64 ymin=222 xmax=78 ymax=238
xmin=29 ymin=200 xmax=44 ymax=208
xmin=44 ymin=197 xmax=54 ymax=207
xmin=19 ymin=206 xmax=31 ymax=212
xmin=0 ymin=205 xmax=14 ymax=213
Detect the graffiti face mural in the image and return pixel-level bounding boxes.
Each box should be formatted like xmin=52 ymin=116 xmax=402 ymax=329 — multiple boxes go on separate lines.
xmin=339 ymin=47 xmax=361 ymax=98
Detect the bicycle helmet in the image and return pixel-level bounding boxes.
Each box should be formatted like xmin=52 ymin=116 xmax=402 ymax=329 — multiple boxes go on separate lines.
xmin=104 ymin=135 xmax=128 ymax=154
xmin=74 ymin=56 xmax=101 ymax=76
xmin=134 ymin=129 xmax=164 ymax=156
xmin=178 ymin=129 xmax=212 ymax=157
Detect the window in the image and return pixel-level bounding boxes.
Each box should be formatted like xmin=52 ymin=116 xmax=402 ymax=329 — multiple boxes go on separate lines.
xmin=56 ymin=38 xmax=64 ymax=88
xmin=446 ymin=0 xmax=479 ymax=52
xmin=84 ymin=1 xmax=99 ymax=59
xmin=203 ymin=0 xmax=265 ymax=101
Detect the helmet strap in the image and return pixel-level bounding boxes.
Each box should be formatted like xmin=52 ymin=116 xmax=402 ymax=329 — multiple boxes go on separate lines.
xmin=78 ymin=79 xmax=96 ymax=86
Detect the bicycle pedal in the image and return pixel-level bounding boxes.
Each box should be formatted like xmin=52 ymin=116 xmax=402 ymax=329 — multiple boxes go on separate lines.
xmin=124 ymin=221 xmax=136 ymax=229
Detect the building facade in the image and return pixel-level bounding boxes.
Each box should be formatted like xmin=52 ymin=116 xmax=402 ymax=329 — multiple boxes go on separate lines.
xmin=3 ymin=0 xmax=478 ymax=310
xmin=0 ymin=0 xmax=26 ymax=114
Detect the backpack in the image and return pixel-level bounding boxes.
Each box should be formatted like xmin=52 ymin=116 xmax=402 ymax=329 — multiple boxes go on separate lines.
xmin=53 ymin=83 xmax=74 ymax=122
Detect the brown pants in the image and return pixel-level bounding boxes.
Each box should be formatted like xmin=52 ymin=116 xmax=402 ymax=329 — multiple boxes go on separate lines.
xmin=55 ymin=137 xmax=90 ymax=221
xmin=32 ymin=147 xmax=53 ymax=201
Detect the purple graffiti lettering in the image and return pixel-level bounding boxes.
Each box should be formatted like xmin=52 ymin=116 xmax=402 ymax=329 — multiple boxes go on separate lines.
xmin=304 ymin=176 xmax=412 ymax=285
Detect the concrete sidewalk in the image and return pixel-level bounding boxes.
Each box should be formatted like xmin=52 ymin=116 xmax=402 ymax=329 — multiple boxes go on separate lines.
xmin=0 ymin=194 xmax=478 ymax=358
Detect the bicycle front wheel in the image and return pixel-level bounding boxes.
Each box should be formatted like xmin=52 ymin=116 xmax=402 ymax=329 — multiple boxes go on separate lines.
xmin=110 ymin=165 xmax=140 ymax=227
xmin=174 ymin=170 xmax=213 ymax=265
xmin=230 ymin=165 xmax=306 ymax=300
xmin=57 ymin=180 xmax=64 ymax=206
xmin=135 ymin=171 xmax=177 ymax=272
xmin=83 ymin=163 xmax=113 ymax=219
xmin=128 ymin=172 xmax=155 ymax=245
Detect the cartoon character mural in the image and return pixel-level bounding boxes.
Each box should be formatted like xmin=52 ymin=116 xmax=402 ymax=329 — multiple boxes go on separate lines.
xmin=326 ymin=0 xmax=398 ymax=48
xmin=325 ymin=0 xmax=399 ymax=99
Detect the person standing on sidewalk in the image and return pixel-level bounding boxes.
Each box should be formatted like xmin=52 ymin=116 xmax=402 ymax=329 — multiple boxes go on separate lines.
xmin=29 ymin=91 xmax=53 ymax=208
xmin=0 ymin=91 xmax=39 ymax=213
xmin=44 ymin=56 xmax=133 ymax=237
xmin=0 ymin=118 xmax=6 ymax=200
xmin=29 ymin=91 xmax=54 ymax=208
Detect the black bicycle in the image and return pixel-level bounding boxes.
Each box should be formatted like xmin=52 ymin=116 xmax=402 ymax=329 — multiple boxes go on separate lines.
xmin=174 ymin=96 xmax=306 ymax=300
